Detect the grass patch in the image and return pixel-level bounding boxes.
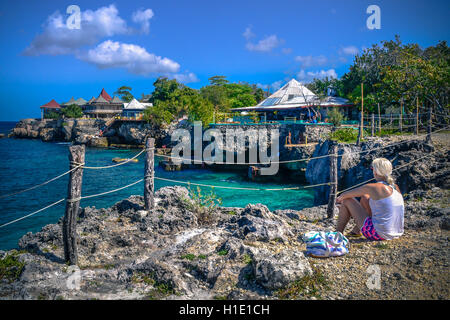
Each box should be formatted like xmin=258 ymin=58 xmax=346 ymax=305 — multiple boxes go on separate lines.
xmin=242 ymin=254 xmax=253 ymax=265
xmin=375 ymin=243 xmax=389 ymax=250
xmin=329 ymin=128 xmax=369 ymax=143
xmin=275 ymin=265 xmax=329 ymax=299
xmin=132 ymin=271 xmax=176 ymax=299
xmin=180 ymin=254 xmax=196 ymax=261
xmin=0 ymin=250 xmax=26 ymax=283
xmin=217 ymin=249 xmax=228 ymax=256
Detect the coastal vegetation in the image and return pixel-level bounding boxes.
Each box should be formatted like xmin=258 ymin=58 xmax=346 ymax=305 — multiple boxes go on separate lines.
xmin=61 ymin=104 xmax=83 ymax=119
xmin=309 ymin=37 xmax=449 ymax=114
xmin=142 ymin=76 xmax=265 ymax=127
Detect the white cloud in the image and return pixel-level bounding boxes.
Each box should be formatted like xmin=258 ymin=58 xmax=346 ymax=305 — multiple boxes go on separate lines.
xmin=242 ymin=26 xmax=255 ymax=41
xmin=257 ymin=80 xmax=283 ymax=91
xmin=24 ymin=5 xmax=129 ymax=56
xmin=296 ymin=69 xmax=337 ymax=82
xmin=282 ymin=48 xmax=292 ymax=55
xmin=295 ymin=55 xmax=327 ymax=67
xmin=78 ymin=40 xmax=180 ymax=75
xmin=171 ymin=72 xmax=199 ymax=83
xmin=340 ymin=46 xmax=359 ymax=56
xmin=246 ymin=35 xmax=283 ymax=53
xmin=132 ymin=8 xmax=154 ymax=34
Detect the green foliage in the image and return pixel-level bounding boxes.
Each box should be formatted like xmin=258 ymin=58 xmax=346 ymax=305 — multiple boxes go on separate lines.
xmin=143 ymin=104 xmax=173 ymax=127
xmin=208 ymin=75 xmax=229 ymax=86
xmin=180 ymin=254 xmax=196 ymax=261
xmin=0 ymin=250 xmax=26 ymax=283
xmin=329 ymin=128 xmax=370 ymax=143
xmin=327 ymin=108 xmax=345 ymax=127
xmin=183 ymin=186 xmax=222 ymax=225
xmin=217 ymin=249 xmax=228 ymax=256
xmin=242 ymin=254 xmax=253 ymax=265
xmin=114 ymin=86 xmax=134 ymax=102
xmin=187 ymin=95 xmax=214 ymax=127
xmin=45 ymin=111 xmax=60 ymax=119
xmin=61 ymin=104 xmax=83 ymax=119
xmin=339 ymin=36 xmax=449 ymax=114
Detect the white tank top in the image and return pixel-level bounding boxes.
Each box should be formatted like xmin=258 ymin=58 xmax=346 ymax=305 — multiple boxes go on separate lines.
xmin=369 ymin=181 xmax=404 ymax=240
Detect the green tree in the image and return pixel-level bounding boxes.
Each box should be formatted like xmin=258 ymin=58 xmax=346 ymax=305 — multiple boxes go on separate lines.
xmin=208 ymin=75 xmax=229 ymax=86
xmin=114 ymin=86 xmax=134 ymax=102
xmin=61 ymin=104 xmax=83 ymax=118
xmin=143 ymin=104 xmax=173 ymax=127
xmin=187 ymin=95 xmax=214 ymax=127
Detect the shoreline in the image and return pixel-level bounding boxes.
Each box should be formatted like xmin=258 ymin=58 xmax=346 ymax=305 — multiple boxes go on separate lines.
xmin=0 ymin=184 xmax=448 ymax=300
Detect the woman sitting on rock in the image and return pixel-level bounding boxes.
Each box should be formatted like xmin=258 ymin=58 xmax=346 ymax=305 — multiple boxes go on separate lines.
xmin=335 ymin=158 xmax=404 ymax=241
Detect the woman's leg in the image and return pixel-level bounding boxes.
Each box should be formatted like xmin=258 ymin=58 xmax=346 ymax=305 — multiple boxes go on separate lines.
xmin=336 ymin=198 xmax=370 ymax=233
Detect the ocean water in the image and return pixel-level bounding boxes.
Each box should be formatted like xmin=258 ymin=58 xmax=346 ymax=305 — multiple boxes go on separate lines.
xmin=0 ymin=121 xmax=314 ymax=250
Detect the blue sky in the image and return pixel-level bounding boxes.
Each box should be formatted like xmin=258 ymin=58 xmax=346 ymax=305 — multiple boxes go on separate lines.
xmin=0 ymin=0 xmax=449 ymax=121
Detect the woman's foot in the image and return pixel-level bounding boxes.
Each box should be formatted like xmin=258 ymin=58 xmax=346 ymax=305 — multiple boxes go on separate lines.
xmin=346 ymin=227 xmax=362 ymax=237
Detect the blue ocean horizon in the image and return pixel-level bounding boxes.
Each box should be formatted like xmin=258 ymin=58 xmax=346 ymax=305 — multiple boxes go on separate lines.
xmin=0 ymin=121 xmax=314 ymax=250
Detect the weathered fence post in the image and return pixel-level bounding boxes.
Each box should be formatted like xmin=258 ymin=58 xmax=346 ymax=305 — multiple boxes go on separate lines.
xmin=144 ymin=137 xmax=155 ymax=210
xmin=327 ymin=142 xmax=338 ymax=219
xmin=426 ymin=108 xmax=433 ymax=145
xmin=357 ymin=83 xmax=364 ymax=146
xmin=378 ymin=103 xmax=381 ymax=134
xmin=371 ymin=113 xmax=375 ymax=137
xmin=415 ymin=97 xmax=419 ymax=135
xmin=63 ymin=145 xmax=85 ymax=265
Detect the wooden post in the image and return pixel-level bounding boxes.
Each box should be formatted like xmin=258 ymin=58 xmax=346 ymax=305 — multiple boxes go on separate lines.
xmin=377 ymin=103 xmax=381 ymax=133
xmin=357 ymin=83 xmax=364 ymax=145
xmin=416 ymin=97 xmax=419 ymax=135
xmin=327 ymin=142 xmax=338 ymax=219
xmin=144 ymin=137 xmax=155 ymax=210
xmin=63 ymin=145 xmax=85 ymax=265
xmin=426 ymin=108 xmax=433 ymax=145
xmin=371 ymin=113 xmax=375 ymax=137
xmin=389 ymin=113 xmax=393 ymax=128
xmin=399 ymin=100 xmax=403 ymax=133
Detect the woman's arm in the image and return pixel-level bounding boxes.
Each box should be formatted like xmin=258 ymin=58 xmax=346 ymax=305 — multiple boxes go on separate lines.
xmin=336 ymin=184 xmax=376 ymax=203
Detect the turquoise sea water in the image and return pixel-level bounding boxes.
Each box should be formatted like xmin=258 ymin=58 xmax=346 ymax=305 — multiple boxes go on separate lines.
xmin=0 ymin=121 xmax=314 ymax=250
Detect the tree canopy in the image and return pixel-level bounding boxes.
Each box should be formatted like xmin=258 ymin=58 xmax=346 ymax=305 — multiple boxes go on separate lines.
xmin=114 ymin=86 xmax=134 ymax=103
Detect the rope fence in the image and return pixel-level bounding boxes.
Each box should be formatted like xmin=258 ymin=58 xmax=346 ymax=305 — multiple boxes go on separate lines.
xmin=1 ymin=120 xmax=448 ymax=262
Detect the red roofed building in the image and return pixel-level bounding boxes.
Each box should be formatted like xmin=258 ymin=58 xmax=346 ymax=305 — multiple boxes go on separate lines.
xmin=83 ymin=88 xmax=123 ymax=119
xmin=40 ymin=99 xmax=61 ymax=120
xmin=100 ymin=88 xmax=112 ymax=102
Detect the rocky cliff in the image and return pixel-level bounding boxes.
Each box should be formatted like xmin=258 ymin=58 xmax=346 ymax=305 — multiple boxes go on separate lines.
xmin=306 ymin=136 xmax=450 ymax=205
xmin=0 ymin=185 xmax=448 ymax=300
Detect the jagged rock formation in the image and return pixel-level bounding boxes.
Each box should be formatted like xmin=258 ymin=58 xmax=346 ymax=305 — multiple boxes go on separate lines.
xmin=306 ymin=137 xmax=450 ymax=205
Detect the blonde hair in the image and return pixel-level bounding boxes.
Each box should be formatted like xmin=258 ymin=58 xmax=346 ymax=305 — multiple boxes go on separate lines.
xmin=372 ymin=158 xmax=395 ymax=185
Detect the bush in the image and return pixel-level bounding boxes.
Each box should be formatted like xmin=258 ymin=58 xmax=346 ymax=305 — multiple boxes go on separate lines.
xmin=143 ymin=104 xmax=173 ymax=127
xmin=183 ymin=186 xmax=222 ymax=225
xmin=329 ymin=128 xmax=370 ymax=143
xmin=45 ymin=111 xmax=60 ymax=120
xmin=327 ymin=108 xmax=344 ymax=127
xmin=61 ymin=104 xmax=83 ymax=118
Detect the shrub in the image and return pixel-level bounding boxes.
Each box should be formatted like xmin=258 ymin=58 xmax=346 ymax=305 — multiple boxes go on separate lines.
xmin=0 ymin=250 xmax=25 ymax=283
xmin=327 ymin=108 xmax=344 ymax=127
xmin=183 ymin=186 xmax=222 ymax=225
xmin=143 ymin=104 xmax=173 ymax=127
xmin=329 ymin=128 xmax=370 ymax=143
xmin=61 ymin=104 xmax=83 ymax=118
